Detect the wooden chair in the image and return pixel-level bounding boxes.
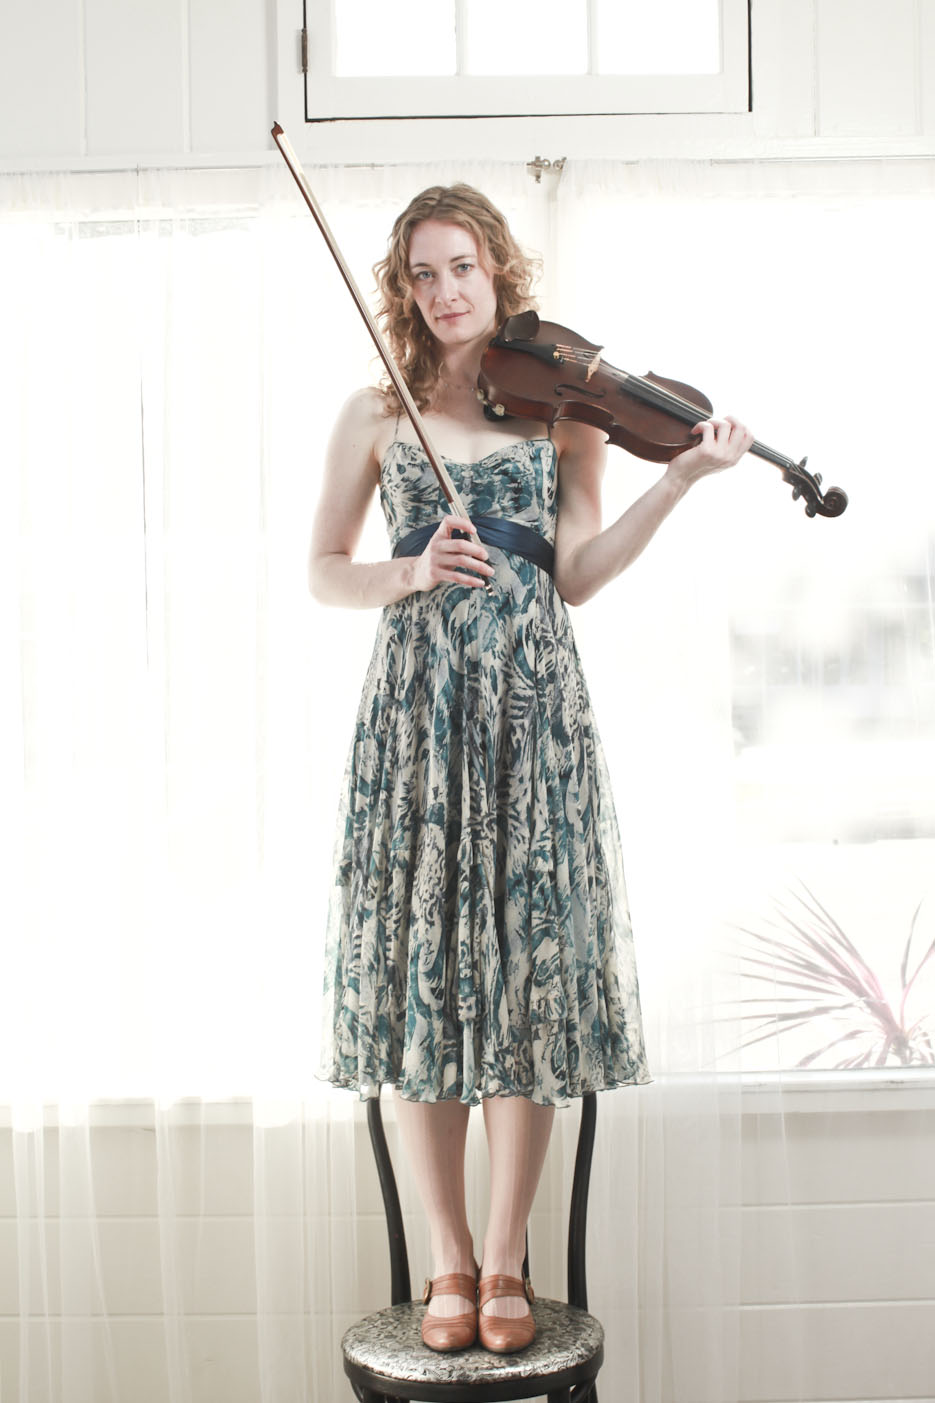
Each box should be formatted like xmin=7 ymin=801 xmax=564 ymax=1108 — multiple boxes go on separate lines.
xmin=341 ymin=1092 xmax=603 ymax=1403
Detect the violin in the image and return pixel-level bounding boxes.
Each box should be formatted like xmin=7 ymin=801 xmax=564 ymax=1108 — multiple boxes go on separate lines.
xmin=478 ymin=312 xmax=848 ymax=520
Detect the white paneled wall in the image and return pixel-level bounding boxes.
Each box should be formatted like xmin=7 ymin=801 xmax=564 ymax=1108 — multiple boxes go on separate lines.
xmin=0 ymin=0 xmax=272 ymax=165
xmin=1 ymin=1099 xmax=934 ymax=1403
xmin=738 ymin=1105 xmax=935 ymax=1402
xmin=83 ymin=0 xmax=186 ymax=155
xmin=1 ymin=0 xmax=935 ymax=168
xmin=816 ymin=0 xmax=923 ymax=138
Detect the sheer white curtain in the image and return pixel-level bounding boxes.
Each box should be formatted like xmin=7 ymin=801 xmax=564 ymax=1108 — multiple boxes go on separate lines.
xmin=554 ymin=156 xmax=935 ymax=1403
xmin=2 ymin=156 xmax=933 ymax=1403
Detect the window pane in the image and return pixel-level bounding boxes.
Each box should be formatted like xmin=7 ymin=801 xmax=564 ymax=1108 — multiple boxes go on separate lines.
xmin=595 ymin=0 xmax=721 ymax=75
xmin=463 ymin=0 xmax=588 ymax=76
xmin=334 ymin=0 xmax=456 ymax=77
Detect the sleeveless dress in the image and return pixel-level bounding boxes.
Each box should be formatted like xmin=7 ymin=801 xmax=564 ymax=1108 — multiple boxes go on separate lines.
xmin=320 ymin=435 xmax=650 ymax=1106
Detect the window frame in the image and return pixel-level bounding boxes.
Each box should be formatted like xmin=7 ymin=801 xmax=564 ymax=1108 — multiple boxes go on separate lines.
xmin=302 ymin=0 xmax=751 ymax=121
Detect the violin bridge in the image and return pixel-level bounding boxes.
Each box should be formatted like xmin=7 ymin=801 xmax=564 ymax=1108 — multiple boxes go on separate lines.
xmin=585 ymin=349 xmax=603 ymax=382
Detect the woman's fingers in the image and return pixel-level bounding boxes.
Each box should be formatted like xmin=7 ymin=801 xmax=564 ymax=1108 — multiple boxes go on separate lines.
xmin=418 ymin=515 xmax=495 ymax=588
xmin=690 ymin=416 xmax=754 ymax=468
xmin=440 ymin=515 xmax=478 ymax=537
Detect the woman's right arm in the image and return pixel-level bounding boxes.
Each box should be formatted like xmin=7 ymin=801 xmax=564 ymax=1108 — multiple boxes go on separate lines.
xmin=308 ymin=390 xmax=494 ymax=609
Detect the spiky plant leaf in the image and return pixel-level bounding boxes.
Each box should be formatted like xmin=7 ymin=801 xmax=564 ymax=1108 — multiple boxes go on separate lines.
xmin=723 ymin=882 xmax=934 ymax=1070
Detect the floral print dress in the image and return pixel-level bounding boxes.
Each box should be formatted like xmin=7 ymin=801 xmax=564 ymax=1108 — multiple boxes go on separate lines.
xmin=320 ymin=436 xmax=650 ymax=1106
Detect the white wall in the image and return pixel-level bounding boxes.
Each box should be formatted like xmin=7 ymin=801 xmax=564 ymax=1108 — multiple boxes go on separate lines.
xmin=1 ymin=0 xmax=935 ymax=171
xmin=737 ymin=1091 xmax=935 ymax=1403
xmin=2 ymin=1092 xmax=933 ymax=1403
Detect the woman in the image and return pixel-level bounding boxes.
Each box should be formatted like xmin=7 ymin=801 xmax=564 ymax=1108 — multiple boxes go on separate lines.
xmin=310 ymin=184 xmax=752 ymax=1354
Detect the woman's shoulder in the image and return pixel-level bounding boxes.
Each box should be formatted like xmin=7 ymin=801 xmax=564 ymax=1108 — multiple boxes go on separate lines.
xmin=334 ymin=385 xmax=388 ymax=434
xmin=551 ymin=417 xmax=608 ymax=473
xmin=329 ymin=386 xmax=396 ymax=464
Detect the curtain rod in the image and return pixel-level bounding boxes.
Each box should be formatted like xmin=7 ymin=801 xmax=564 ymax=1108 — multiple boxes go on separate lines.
xmin=3 ymin=151 xmax=935 ymax=180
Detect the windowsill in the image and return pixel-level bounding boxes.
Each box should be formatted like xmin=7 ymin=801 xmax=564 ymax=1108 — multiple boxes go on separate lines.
xmin=2 ymin=1071 xmax=934 ymax=1129
xmin=736 ymin=1068 xmax=935 ymax=1113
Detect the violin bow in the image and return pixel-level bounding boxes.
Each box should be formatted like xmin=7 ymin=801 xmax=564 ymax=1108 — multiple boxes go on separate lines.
xmin=270 ymin=122 xmax=473 ymax=524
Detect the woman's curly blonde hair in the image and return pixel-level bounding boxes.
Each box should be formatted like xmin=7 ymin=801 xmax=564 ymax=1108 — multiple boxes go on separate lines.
xmin=373 ymin=184 xmax=539 ymax=414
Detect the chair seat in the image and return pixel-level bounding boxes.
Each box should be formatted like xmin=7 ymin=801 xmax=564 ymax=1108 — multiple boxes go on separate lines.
xmin=343 ymin=1296 xmax=604 ymax=1402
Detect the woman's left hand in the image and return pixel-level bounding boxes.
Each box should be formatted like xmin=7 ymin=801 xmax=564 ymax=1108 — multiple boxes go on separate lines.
xmin=665 ymin=415 xmax=754 ymax=490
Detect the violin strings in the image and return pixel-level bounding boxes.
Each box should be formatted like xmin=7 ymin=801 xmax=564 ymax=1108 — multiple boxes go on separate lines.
xmin=555 ymin=344 xmax=708 ymax=422
xmin=552 ymin=343 xmax=790 ymax=468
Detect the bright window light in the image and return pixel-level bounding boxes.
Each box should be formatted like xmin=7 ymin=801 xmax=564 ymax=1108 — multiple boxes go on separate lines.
xmin=595 ymin=0 xmax=721 ymax=74
xmin=331 ymin=0 xmax=721 ymax=79
xmin=463 ymin=0 xmax=589 ymax=76
xmin=334 ymin=0 xmax=456 ymax=77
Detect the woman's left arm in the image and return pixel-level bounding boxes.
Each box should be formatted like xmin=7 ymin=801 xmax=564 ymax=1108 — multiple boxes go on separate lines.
xmin=552 ymin=416 xmax=753 ymax=607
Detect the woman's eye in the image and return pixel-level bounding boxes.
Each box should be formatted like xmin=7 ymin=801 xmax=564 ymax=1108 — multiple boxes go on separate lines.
xmin=456 ymin=262 xmax=473 ymax=274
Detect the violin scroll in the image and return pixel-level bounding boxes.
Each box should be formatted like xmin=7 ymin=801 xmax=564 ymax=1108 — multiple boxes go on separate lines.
xmin=783 ymin=458 xmax=848 ymax=519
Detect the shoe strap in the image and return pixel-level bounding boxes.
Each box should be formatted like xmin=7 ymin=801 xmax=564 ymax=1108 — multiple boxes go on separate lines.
xmin=422 ymin=1272 xmax=478 ymax=1305
xmin=478 ymin=1273 xmax=534 ymax=1306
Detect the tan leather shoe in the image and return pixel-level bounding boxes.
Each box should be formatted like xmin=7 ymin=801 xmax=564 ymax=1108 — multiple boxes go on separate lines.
xmin=477 ymin=1273 xmax=536 ymax=1353
xmin=420 ymin=1271 xmax=478 ymax=1352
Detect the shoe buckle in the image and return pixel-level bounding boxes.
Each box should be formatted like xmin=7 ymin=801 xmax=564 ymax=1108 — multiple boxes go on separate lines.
xmin=524 ymin=1276 xmax=535 ymax=1302
xmin=422 ymin=1278 xmax=433 ymax=1305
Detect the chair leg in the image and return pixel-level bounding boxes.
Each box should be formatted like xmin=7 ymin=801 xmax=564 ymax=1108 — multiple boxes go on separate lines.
xmin=367 ymin=1096 xmax=412 ymax=1306
xmin=567 ymin=1382 xmax=598 ymax=1403
xmin=568 ymin=1092 xmax=597 ymax=1311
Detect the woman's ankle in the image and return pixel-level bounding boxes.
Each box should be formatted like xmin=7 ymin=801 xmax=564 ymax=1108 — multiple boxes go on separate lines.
xmin=430 ymin=1234 xmax=476 ymax=1279
xmin=479 ymin=1239 xmax=525 ymax=1280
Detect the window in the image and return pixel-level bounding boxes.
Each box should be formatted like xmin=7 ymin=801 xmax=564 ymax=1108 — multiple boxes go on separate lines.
xmin=303 ymin=0 xmax=750 ymax=120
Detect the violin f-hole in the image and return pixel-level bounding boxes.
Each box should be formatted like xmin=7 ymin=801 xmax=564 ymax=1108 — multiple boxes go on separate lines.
xmin=555 ymin=382 xmax=605 ymax=401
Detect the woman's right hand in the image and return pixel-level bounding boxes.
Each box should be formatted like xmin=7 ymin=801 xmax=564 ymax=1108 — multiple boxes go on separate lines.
xmin=410 ymin=516 xmax=495 ymax=592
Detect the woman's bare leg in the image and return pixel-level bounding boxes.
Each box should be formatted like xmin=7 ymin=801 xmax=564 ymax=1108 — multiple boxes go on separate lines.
xmin=481 ymin=1095 xmax=555 ymax=1318
xmin=394 ymin=1094 xmax=475 ymax=1316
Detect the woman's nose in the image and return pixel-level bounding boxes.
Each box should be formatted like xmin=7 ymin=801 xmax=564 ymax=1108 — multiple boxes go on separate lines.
xmin=434 ymin=272 xmax=458 ymax=304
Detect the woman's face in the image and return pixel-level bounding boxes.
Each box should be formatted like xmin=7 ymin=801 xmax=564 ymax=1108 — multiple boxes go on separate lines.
xmin=407 ymin=219 xmax=498 ymax=351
